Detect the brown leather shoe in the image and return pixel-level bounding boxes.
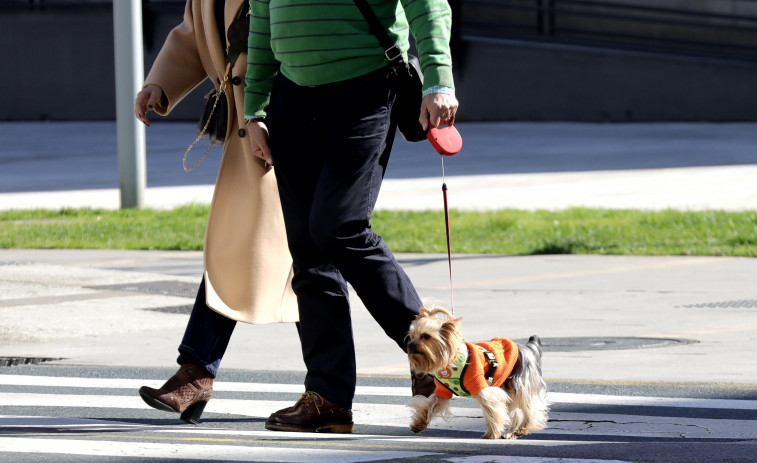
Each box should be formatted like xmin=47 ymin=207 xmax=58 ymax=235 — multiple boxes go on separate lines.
xmin=265 ymin=391 xmax=354 ymax=433
xmin=138 ymin=364 xmax=213 ymax=424
xmin=411 ymin=373 xmax=436 ymax=397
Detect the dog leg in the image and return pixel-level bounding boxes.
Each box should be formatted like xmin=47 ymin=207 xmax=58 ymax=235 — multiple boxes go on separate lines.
xmin=476 ymin=386 xmax=511 ymax=439
xmin=408 ymin=395 xmax=449 ymax=433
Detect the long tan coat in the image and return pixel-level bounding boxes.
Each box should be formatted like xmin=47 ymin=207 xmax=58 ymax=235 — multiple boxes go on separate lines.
xmin=144 ymin=0 xmax=297 ymax=324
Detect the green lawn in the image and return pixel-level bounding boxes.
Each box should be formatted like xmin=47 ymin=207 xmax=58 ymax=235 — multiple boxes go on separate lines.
xmin=1 ymin=206 xmax=755 ymax=256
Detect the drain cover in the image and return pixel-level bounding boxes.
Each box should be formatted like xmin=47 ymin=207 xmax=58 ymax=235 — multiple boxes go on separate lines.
xmin=515 ymin=337 xmax=696 ymax=352
xmin=679 ymin=299 xmax=757 ymax=309
xmin=86 ymin=281 xmax=197 ymax=298
xmin=0 ymin=357 xmax=64 ymax=367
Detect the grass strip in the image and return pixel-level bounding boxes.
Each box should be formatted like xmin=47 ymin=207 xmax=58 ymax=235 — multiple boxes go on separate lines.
xmin=1 ymin=206 xmax=755 ymax=256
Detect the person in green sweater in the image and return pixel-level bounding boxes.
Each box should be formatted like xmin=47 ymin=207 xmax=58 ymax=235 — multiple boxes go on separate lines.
xmin=243 ymin=0 xmax=459 ymax=433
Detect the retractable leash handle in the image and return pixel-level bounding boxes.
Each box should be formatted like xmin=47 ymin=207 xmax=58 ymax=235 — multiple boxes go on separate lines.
xmin=428 ymin=119 xmax=463 ymax=314
xmin=428 ymin=118 xmax=463 ymax=156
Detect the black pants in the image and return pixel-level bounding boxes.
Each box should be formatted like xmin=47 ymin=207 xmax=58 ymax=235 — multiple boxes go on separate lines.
xmin=267 ymin=66 xmax=423 ymax=408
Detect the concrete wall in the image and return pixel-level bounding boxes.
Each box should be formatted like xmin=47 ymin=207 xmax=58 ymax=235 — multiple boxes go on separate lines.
xmin=454 ymin=36 xmax=757 ymax=122
xmin=0 ymin=4 xmax=210 ymax=122
xmin=2 ymin=3 xmax=757 ymax=122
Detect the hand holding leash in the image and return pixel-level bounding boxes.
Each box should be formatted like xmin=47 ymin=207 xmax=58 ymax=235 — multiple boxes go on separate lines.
xmin=419 ymin=92 xmax=459 ymax=131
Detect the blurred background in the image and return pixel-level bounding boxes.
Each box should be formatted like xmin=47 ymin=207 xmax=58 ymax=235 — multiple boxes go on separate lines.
xmin=3 ymin=0 xmax=757 ymax=123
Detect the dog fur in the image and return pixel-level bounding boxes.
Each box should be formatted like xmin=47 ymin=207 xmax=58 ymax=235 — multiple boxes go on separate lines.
xmin=407 ymin=305 xmax=549 ymax=439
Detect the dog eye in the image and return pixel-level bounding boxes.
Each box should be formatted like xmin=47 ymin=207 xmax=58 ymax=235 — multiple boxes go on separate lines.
xmin=421 ymin=334 xmax=431 ymax=340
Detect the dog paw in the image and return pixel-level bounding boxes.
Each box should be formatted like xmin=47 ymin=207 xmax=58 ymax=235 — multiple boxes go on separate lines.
xmin=481 ymin=431 xmax=501 ymax=439
xmin=409 ymin=418 xmax=428 ymax=433
xmin=410 ymin=423 xmax=427 ymax=433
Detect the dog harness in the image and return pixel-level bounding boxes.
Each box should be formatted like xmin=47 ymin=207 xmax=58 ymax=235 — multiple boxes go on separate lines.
xmin=434 ymin=338 xmax=519 ymax=399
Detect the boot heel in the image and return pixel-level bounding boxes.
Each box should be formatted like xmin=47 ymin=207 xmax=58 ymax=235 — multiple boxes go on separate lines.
xmin=180 ymin=400 xmax=207 ymax=425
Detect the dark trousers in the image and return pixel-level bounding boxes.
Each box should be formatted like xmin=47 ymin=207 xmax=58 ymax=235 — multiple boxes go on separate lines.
xmin=177 ymin=278 xmax=236 ymax=378
xmin=267 ymin=66 xmax=423 ymax=408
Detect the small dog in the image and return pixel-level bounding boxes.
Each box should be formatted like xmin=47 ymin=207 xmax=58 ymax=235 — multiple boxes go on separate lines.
xmin=407 ymin=306 xmax=549 ymax=439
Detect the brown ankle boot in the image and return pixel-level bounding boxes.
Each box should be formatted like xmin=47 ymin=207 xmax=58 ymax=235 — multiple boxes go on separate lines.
xmin=139 ymin=364 xmax=213 ymax=424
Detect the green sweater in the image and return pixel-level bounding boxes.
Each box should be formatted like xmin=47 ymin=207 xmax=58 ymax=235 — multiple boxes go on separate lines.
xmin=244 ymin=0 xmax=455 ymax=118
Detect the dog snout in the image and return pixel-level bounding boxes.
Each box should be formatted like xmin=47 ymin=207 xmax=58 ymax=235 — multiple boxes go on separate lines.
xmin=407 ymin=342 xmax=417 ymax=353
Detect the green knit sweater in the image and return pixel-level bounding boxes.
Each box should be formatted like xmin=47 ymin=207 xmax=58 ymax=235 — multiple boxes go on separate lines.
xmin=244 ymin=0 xmax=455 ymax=118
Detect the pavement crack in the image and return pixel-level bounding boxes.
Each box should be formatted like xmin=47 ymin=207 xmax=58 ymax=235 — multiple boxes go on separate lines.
xmin=548 ymin=418 xmax=714 ymax=437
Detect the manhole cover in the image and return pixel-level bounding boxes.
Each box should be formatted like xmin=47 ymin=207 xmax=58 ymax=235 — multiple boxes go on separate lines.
xmin=87 ymin=281 xmax=197 ymax=298
xmin=514 ymin=337 xmax=696 ymax=352
xmin=679 ymin=299 xmax=757 ymax=309
xmin=0 ymin=357 xmax=64 ymax=367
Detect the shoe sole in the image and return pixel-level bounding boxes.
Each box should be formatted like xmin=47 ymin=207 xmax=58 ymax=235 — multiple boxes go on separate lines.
xmin=265 ymin=421 xmax=354 ymax=433
xmin=138 ymin=388 xmax=179 ymax=413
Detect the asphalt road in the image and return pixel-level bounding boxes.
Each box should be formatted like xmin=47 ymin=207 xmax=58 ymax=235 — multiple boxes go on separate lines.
xmin=1 ymin=364 xmax=755 ymax=463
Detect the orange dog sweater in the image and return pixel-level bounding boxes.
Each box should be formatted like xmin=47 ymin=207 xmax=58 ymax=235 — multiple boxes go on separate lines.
xmin=434 ymin=338 xmax=519 ymax=399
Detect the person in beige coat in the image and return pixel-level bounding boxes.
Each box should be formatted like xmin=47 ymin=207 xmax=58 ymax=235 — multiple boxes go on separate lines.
xmin=133 ymin=0 xmax=297 ymax=424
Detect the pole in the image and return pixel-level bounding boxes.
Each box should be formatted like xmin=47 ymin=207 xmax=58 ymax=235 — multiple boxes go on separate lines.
xmin=113 ymin=0 xmax=146 ymax=209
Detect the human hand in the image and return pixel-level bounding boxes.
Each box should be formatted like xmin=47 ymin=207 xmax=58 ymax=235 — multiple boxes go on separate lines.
xmin=419 ymin=92 xmax=459 ymax=131
xmin=247 ymin=120 xmax=273 ymax=166
xmin=134 ymin=84 xmax=163 ymax=127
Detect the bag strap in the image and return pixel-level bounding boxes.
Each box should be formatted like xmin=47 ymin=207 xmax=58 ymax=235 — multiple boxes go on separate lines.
xmin=183 ymin=63 xmax=230 ymax=172
xmin=352 ymin=0 xmax=406 ymax=65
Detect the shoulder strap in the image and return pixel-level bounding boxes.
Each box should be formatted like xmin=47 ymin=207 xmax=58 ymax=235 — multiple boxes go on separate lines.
xmin=352 ymin=0 xmax=405 ymax=64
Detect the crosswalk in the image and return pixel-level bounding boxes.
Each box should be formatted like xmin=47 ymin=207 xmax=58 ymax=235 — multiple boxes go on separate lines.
xmin=1 ymin=370 xmax=755 ymax=462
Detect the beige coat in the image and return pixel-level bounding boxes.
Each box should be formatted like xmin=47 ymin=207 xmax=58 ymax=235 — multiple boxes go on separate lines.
xmin=144 ymin=0 xmax=297 ymax=324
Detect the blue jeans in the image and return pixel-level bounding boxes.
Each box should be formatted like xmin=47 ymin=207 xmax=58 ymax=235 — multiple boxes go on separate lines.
xmin=267 ymin=66 xmax=423 ymax=408
xmin=177 ymin=278 xmax=236 ymax=378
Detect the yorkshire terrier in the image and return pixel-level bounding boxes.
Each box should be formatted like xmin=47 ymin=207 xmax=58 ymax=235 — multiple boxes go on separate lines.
xmin=407 ymin=306 xmax=549 ymax=439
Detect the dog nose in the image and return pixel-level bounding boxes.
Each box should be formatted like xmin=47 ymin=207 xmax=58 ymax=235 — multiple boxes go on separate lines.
xmin=407 ymin=342 xmax=417 ymax=353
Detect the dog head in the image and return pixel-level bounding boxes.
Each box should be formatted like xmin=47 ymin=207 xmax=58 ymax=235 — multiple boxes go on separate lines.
xmin=406 ymin=305 xmax=463 ymax=374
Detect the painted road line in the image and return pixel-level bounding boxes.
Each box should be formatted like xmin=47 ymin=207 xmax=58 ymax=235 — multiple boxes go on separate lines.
xmin=548 ymin=392 xmax=757 ymax=410
xmin=2 ymin=375 xmax=756 ymax=410
xmin=1 ymin=394 xmax=754 ymax=439
xmin=0 ymin=437 xmax=437 ymax=463
xmin=0 ymin=415 xmax=600 ymax=447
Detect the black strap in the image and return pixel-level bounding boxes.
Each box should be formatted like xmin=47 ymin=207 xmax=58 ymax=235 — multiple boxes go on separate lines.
xmin=483 ymin=349 xmax=499 ymax=384
xmin=225 ymin=1 xmax=251 ymax=67
xmin=352 ymin=0 xmax=405 ymax=64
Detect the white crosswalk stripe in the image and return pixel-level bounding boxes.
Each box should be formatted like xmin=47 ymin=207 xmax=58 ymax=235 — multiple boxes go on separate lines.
xmin=1 ymin=372 xmax=755 ymax=462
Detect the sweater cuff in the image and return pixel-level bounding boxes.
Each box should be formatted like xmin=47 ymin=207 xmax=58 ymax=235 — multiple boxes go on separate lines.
xmin=422 ymin=86 xmax=455 ymax=97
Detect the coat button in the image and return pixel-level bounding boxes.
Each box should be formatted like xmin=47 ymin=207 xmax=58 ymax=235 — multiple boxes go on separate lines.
xmin=238 ymin=128 xmax=246 ymax=137
xmin=232 ymin=76 xmax=242 ymax=85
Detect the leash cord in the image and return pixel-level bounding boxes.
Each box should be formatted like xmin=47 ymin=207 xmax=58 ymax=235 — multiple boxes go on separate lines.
xmin=441 ymin=157 xmax=455 ymax=314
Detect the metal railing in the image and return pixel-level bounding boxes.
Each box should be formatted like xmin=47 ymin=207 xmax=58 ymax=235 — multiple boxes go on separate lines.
xmin=459 ymin=0 xmax=757 ymax=62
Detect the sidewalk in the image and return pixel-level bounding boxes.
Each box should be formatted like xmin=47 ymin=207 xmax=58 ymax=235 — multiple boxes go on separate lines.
xmin=1 ymin=121 xmax=756 ymax=384
xmin=1 ymin=249 xmax=756 ymax=385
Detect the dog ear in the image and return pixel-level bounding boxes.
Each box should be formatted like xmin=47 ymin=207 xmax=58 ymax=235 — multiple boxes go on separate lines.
xmin=439 ymin=316 xmax=462 ymax=344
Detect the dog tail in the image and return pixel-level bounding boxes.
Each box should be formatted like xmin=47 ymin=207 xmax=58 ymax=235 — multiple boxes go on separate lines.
xmin=525 ymin=335 xmax=543 ymax=372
